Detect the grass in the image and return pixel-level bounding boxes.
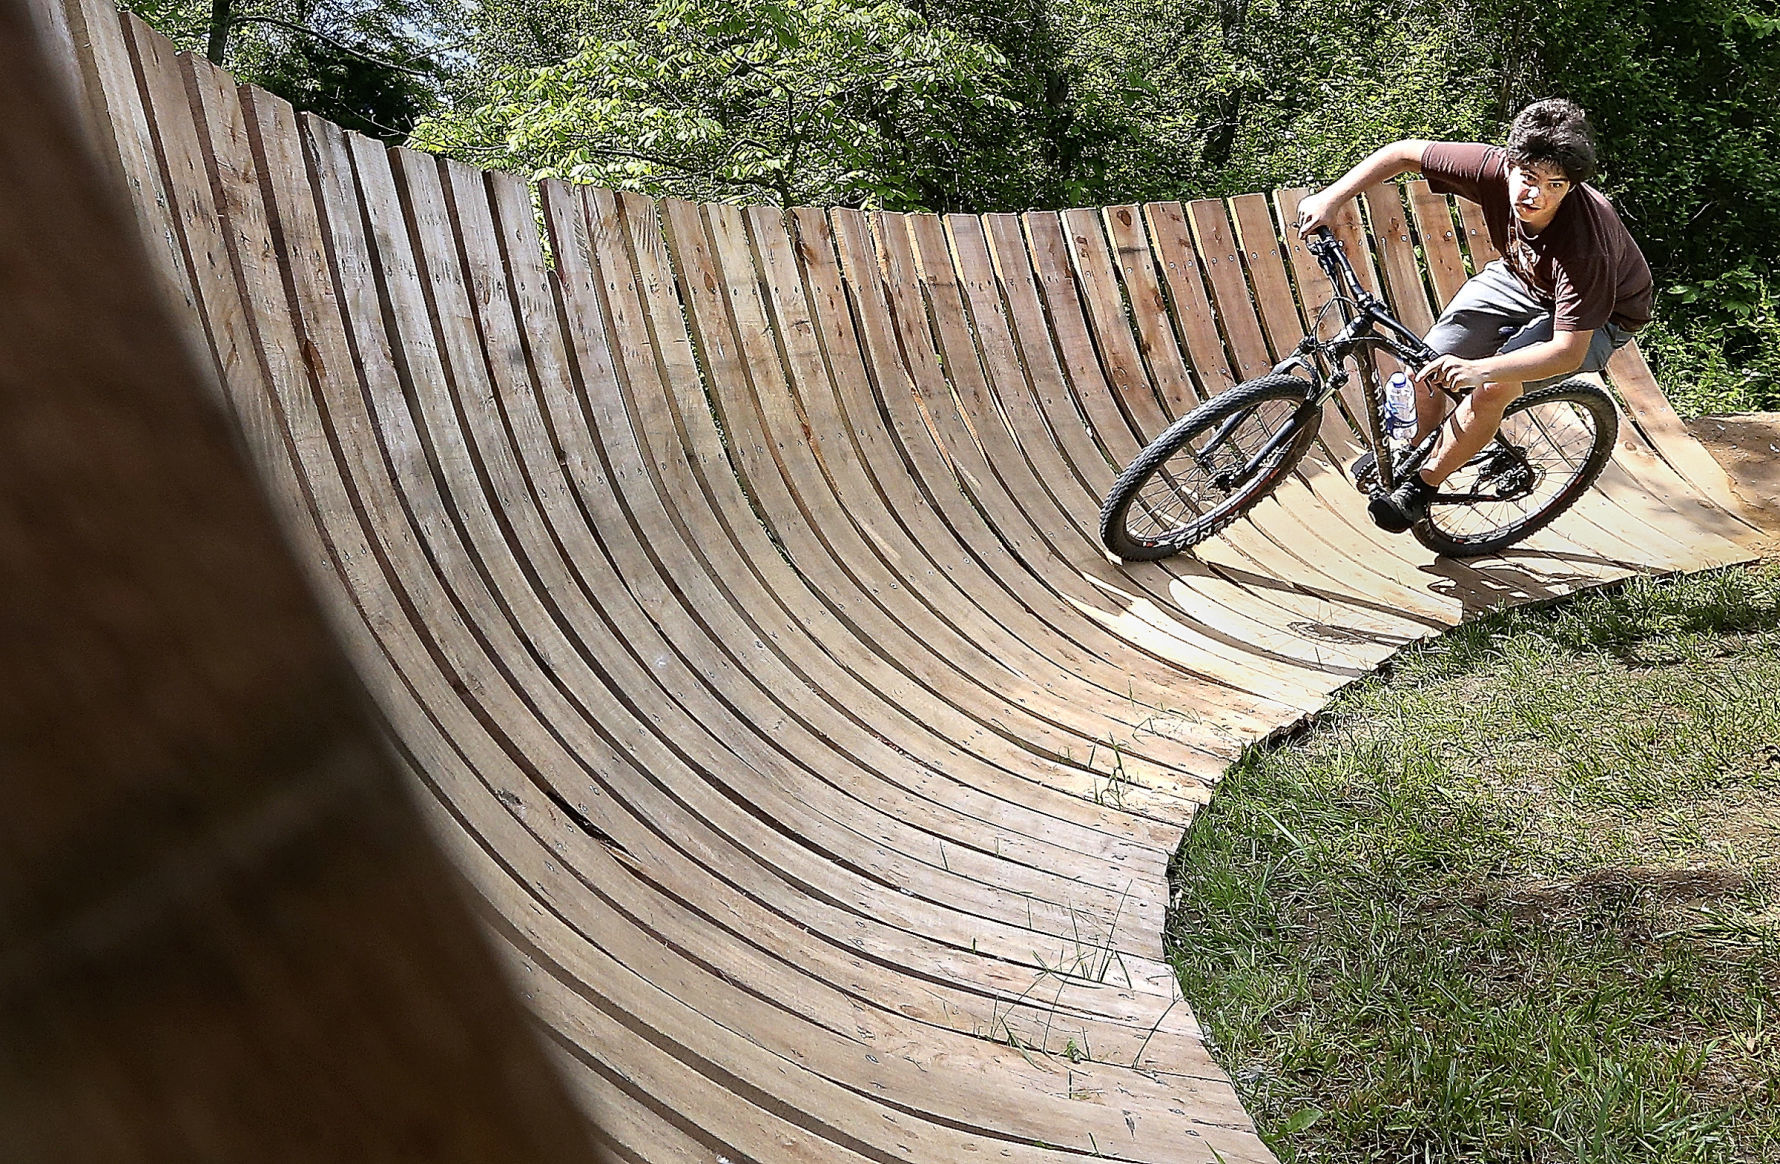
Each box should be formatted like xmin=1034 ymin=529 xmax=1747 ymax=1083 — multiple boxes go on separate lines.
xmin=1168 ymin=563 xmax=1780 ymax=1163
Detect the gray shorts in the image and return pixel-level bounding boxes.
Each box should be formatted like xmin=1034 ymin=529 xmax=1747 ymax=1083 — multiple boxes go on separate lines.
xmin=1423 ymin=260 xmax=1636 ymax=392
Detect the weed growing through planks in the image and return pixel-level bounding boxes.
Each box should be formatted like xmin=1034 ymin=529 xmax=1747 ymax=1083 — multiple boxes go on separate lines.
xmin=1168 ymin=564 xmax=1780 ymax=1163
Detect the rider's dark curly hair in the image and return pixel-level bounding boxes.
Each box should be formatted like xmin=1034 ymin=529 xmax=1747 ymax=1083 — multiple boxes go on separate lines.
xmin=1507 ymin=98 xmax=1597 ymax=184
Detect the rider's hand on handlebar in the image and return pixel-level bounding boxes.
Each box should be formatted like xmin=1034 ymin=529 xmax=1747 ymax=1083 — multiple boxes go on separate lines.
xmin=1415 ymin=355 xmax=1490 ymax=394
xmin=1295 ymin=192 xmax=1335 ymax=238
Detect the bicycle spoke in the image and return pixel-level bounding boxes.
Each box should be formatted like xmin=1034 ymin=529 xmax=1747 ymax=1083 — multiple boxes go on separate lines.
xmin=1127 ymin=399 xmax=1296 ymax=541
xmin=1425 ymin=393 xmax=1606 ymax=543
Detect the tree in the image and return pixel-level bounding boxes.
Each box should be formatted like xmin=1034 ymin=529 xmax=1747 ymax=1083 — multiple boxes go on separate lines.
xmin=410 ymin=0 xmax=1017 ymax=208
xmin=126 ymin=0 xmax=460 ymax=142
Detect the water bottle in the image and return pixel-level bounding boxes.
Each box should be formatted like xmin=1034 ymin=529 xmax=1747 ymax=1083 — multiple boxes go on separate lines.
xmin=1385 ymin=371 xmax=1416 ymax=449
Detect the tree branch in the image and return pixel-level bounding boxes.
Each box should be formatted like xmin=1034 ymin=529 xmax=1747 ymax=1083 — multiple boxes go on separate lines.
xmin=224 ymin=16 xmax=434 ymax=76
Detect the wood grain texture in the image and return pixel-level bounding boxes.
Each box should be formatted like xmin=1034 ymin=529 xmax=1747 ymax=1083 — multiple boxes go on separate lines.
xmin=20 ymin=1 xmax=1761 ymax=1159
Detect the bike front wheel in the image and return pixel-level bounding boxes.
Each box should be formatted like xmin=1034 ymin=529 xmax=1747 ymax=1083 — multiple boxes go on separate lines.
xmin=1413 ymin=379 xmax=1619 ymax=558
xmin=1100 ymin=375 xmax=1322 ymax=561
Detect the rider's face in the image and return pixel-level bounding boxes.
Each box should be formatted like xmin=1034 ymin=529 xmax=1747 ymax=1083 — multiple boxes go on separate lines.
xmin=1506 ymin=161 xmax=1573 ymax=230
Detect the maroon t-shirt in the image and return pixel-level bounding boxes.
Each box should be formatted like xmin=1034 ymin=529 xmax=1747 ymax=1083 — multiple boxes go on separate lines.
xmin=1422 ymin=142 xmax=1652 ymax=333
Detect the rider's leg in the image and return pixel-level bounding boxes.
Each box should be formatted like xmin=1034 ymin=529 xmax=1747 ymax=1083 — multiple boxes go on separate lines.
xmin=1419 ymin=322 xmax=1631 ymax=486
xmin=1413 ymin=261 xmax=1545 ymax=444
xmin=1418 ymin=378 xmax=1524 ymax=485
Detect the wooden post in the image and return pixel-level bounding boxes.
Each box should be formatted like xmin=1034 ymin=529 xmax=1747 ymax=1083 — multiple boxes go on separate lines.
xmin=0 ymin=0 xmax=603 ymax=1157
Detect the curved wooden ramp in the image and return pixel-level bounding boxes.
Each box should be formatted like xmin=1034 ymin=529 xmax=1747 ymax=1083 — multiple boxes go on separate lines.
xmin=37 ymin=1 xmax=1762 ymax=1157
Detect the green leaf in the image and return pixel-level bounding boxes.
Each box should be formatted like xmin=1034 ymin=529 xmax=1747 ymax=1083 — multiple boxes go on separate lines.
xmin=1280 ymin=1107 xmax=1324 ymax=1134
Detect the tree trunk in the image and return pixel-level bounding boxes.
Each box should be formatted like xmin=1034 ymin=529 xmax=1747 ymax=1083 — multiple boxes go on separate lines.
xmin=205 ymin=0 xmax=231 ymax=63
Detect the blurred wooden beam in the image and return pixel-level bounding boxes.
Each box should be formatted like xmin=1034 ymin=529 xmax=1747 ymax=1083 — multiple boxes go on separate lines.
xmin=0 ymin=0 xmax=603 ymax=1158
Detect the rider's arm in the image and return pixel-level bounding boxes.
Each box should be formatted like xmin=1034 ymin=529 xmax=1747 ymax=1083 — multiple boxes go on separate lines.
xmin=1296 ymin=140 xmax=1433 ymax=236
xmin=1419 ymin=329 xmax=1593 ymax=393
xmin=1477 ymin=329 xmax=1593 ymax=384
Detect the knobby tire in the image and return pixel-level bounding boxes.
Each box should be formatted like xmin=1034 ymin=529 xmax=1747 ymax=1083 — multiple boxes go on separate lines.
xmin=1412 ymin=379 xmax=1619 ymax=557
xmin=1100 ymin=375 xmax=1322 ymax=561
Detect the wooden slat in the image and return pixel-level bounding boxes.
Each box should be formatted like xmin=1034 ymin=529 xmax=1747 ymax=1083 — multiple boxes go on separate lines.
xmin=1185 ymin=198 xmax=1273 ymax=380
xmin=1058 ymin=206 xmax=1174 ymax=435
xmin=1457 ymin=197 xmax=1500 ymax=264
xmin=1406 ymin=179 xmax=1471 ymax=306
xmin=1228 ymin=193 xmax=1307 ymax=361
xmin=1360 ymin=182 xmax=1436 ymax=335
xmin=1100 ymin=203 xmax=1205 ymax=414
xmin=63 ymin=0 xmax=212 ymax=372
xmin=1141 ymin=201 xmax=1236 ymax=394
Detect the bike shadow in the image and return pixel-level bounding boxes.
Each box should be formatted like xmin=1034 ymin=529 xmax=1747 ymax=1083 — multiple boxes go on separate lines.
xmin=1193 ymin=558 xmax=1445 ymax=649
xmin=1417 ymin=549 xmax=1648 ymax=616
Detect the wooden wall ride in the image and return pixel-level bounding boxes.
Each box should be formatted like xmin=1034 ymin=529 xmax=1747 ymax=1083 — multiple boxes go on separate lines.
xmin=23 ymin=0 xmax=1763 ymax=1157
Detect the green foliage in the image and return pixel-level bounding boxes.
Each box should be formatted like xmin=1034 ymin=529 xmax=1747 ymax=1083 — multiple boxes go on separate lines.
xmin=1640 ymin=267 xmax=1780 ymax=416
xmin=1171 ymin=565 xmax=1780 ymax=1162
xmin=129 ymin=0 xmax=1780 ymax=401
xmin=410 ymin=0 xmax=1015 ymax=207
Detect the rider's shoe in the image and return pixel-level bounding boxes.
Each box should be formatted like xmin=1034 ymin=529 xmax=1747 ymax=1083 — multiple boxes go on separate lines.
xmin=1367 ymin=472 xmax=1436 ymax=533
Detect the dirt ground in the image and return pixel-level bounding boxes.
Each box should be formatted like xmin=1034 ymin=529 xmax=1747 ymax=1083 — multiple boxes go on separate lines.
xmin=1687 ymin=412 xmax=1780 ymax=546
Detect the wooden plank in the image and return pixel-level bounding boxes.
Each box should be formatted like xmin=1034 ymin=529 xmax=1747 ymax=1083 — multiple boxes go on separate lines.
xmin=1456 ymin=196 xmax=1500 ymax=264
xmin=535 ymin=194 xmax=1167 ymax=899
xmin=1185 ymin=198 xmax=1274 ymax=381
xmin=1058 ymin=206 xmax=1174 ymax=437
xmin=49 ymin=0 xmax=129 ymax=187
xmin=976 ymin=210 xmax=1443 ymax=659
xmin=1406 ymin=179 xmax=1470 ymax=307
xmin=122 ymin=14 xmax=247 ymax=416
xmin=674 ymin=201 xmax=1181 ymax=923
xmin=852 ymin=209 xmax=1329 ymax=726
xmin=1227 ymin=193 xmax=1307 ymax=362
xmin=29 ymin=0 xmax=88 ymax=124
xmin=1100 ymin=203 xmax=1204 ymax=415
xmin=519 ymin=189 xmax=1210 ymax=1003
xmin=575 ymin=188 xmax=1156 ymax=830
xmin=434 ymin=156 xmax=1174 ymax=985
xmin=64 ymin=0 xmax=210 ymax=367
xmin=855 ymin=208 xmax=1286 ymax=773
xmin=628 ymin=193 xmax=1202 ymax=844
xmin=1359 ymin=182 xmax=1436 ymax=335
xmin=1141 ymin=201 xmax=1235 ymax=394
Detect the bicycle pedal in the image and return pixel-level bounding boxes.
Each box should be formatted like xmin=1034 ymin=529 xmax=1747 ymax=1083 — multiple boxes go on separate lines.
xmin=1349 ymin=450 xmax=1378 ymax=490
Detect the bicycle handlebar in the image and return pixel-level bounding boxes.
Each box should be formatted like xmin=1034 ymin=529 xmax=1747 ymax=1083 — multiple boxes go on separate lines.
xmin=1297 ymin=225 xmax=1439 ymax=367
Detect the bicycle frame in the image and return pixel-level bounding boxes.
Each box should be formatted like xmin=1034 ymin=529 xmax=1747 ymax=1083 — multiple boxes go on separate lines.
xmin=1267 ymin=227 xmax=1458 ymax=494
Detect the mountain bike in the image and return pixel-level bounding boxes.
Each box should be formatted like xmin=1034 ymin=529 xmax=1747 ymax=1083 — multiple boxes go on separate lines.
xmin=1098 ymin=227 xmax=1618 ymax=560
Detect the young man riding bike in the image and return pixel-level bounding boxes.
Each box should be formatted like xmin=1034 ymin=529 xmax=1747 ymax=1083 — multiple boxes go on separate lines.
xmin=1294 ymin=99 xmax=1653 ymax=532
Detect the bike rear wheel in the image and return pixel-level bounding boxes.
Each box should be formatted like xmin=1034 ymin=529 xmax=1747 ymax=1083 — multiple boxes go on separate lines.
xmin=1100 ymin=375 xmax=1322 ymax=561
xmin=1413 ymin=379 xmax=1618 ymax=558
